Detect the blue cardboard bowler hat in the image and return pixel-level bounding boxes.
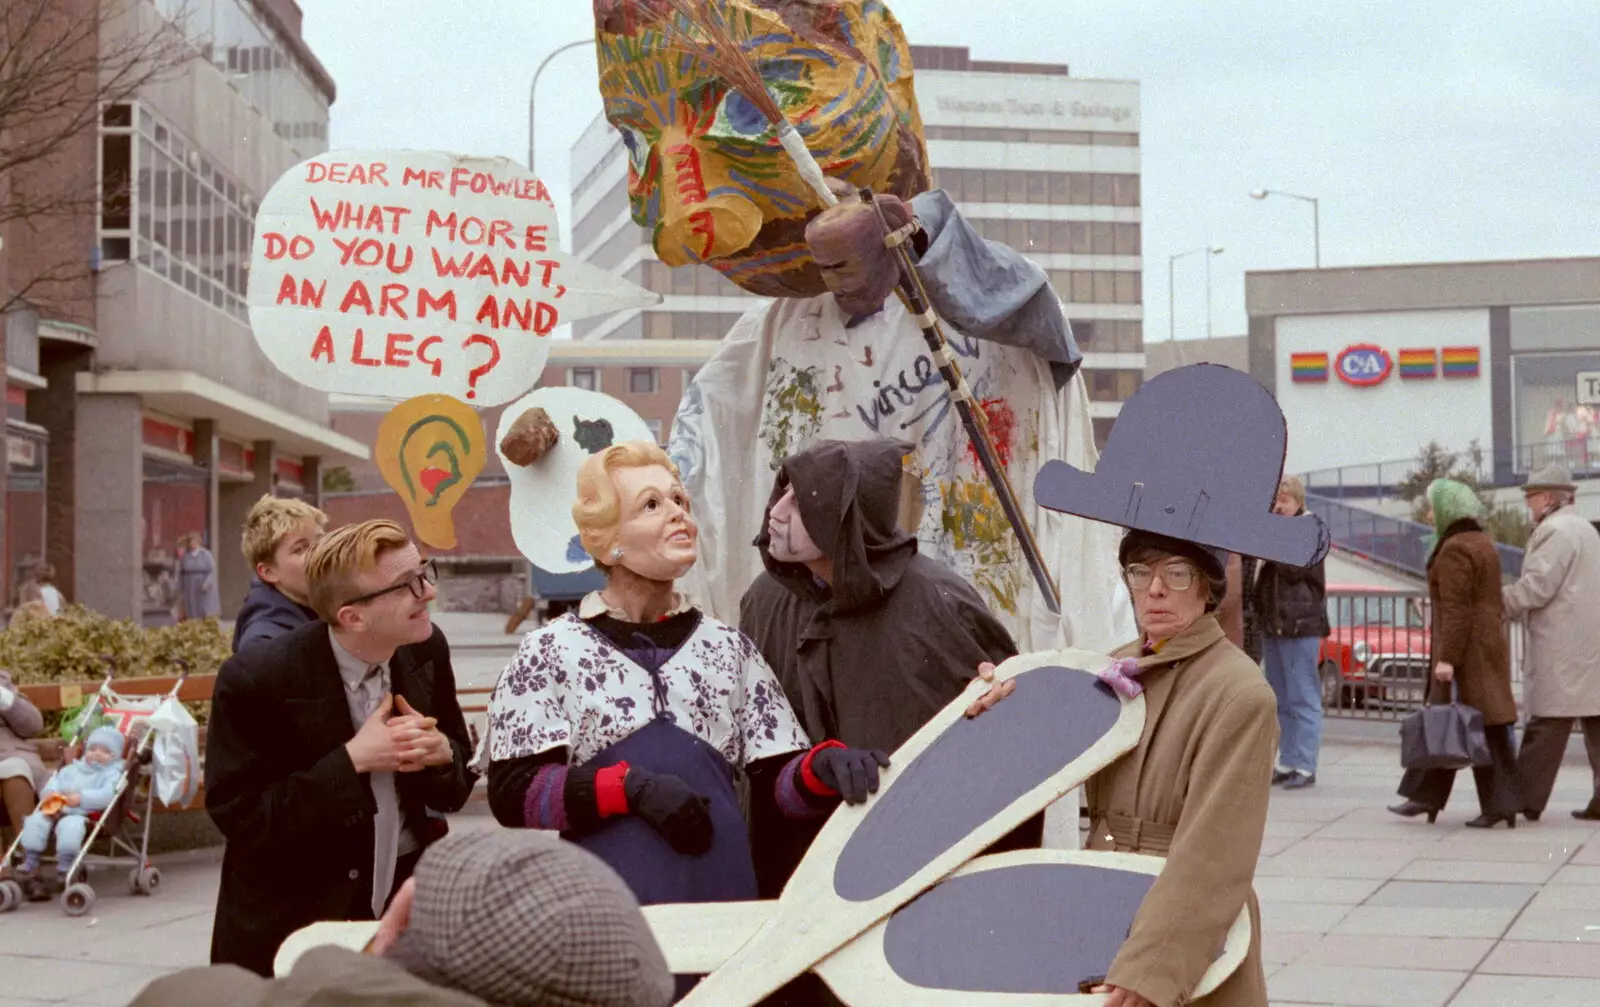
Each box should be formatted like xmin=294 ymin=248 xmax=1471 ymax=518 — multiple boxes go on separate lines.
xmin=1036 ymin=364 xmax=1330 ymax=567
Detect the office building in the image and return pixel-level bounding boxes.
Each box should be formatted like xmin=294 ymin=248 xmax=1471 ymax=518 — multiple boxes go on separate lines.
xmin=0 ymin=0 xmax=365 ymax=621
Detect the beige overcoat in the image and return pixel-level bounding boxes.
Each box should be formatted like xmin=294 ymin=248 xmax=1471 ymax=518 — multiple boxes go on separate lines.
xmin=1086 ymin=615 xmax=1277 ymax=1007
xmin=1502 ymin=505 xmax=1600 ymax=717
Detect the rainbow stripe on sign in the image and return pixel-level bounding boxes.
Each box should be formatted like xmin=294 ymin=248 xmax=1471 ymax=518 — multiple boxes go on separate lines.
xmin=1442 ymin=346 xmax=1481 ymax=378
xmin=1291 ymin=352 xmax=1329 ymax=382
xmin=1398 ymin=348 xmax=1438 ymax=379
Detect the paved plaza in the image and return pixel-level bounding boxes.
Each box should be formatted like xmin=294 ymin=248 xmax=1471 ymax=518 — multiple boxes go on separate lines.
xmin=4 ymin=622 xmax=1598 ymax=1006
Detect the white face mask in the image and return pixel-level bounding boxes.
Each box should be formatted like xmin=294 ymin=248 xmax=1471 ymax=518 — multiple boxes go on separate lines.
xmin=766 ymin=485 xmax=824 ymax=564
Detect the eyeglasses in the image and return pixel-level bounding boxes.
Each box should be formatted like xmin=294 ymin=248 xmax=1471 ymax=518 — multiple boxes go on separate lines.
xmin=341 ymin=558 xmax=438 ymax=608
xmin=1122 ymin=560 xmax=1199 ymax=593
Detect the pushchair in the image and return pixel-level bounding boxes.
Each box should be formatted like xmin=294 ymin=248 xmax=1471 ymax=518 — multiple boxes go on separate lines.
xmin=0 ymin=665 xmax=197 ymax=916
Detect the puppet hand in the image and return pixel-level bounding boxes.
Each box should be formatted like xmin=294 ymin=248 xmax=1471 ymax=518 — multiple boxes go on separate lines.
xmin=63 ymin=793 xmax=81 ymax=808
xmin=965 ymin=662 xmax=1017 ymax=718
xmin=807 ymin=744 xmax=891 ymax=805
xmin=624 ymin=769 xmax=714 ymax=855
xmin=805 ymin=189 xmax=918 ymax=318
xmin=1433 ymin=661 xmax=1454 ymax=683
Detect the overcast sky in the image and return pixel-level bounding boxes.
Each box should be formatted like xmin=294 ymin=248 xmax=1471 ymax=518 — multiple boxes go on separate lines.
xmin=300 ymin=1 xmax=1598 ymax=342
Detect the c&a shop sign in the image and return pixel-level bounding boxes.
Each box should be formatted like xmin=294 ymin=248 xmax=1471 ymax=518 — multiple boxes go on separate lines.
xmin=1290 ymin=344 xmax=1480 ymax=387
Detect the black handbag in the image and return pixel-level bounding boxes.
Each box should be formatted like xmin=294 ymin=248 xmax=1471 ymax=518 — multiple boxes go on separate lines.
xmin=1399 ymin=681 xmax=1492 ymax=771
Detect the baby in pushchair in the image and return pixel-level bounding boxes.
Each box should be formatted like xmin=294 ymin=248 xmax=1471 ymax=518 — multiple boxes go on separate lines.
xmin=16 ymin=726 xmax=126 ymax=898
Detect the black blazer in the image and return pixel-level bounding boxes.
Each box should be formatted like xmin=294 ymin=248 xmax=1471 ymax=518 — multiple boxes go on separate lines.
xmin=204 ymin=620 xmax=476 ymax=976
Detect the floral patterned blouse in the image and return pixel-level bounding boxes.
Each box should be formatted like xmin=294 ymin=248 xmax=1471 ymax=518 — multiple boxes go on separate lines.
xmin=486 ymin=611 xmax=811 ymax=768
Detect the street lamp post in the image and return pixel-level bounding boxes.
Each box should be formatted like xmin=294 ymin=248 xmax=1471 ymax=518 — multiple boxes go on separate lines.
xmin=527 ymin=38 xmax=595 ymax=176
xmin=1168 ymin=245 xmax=1225 ymax=341
xmin=1249 ymin=188 xmax=1321 ymax=268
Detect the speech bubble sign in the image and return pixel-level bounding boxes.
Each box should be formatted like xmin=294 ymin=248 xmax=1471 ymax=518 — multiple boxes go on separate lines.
xmin=247 ymin=150 xmax=660 ymax=406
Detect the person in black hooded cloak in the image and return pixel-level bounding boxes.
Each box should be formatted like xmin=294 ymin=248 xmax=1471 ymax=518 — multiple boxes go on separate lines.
xmin=739 ymin=437 xmax=1043 ymax=904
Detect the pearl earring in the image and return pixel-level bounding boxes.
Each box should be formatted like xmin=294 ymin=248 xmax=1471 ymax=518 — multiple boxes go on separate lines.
xmin=610 ymin=547 xmax=623 ymax=560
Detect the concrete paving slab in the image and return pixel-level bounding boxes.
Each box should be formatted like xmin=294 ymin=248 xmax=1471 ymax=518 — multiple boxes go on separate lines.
xmin=1254 ymin=876 xmax=1387 ymax=905
xmin=1479 ymin=940 xmax=1600 ymax=980
xmin=1289 ymin=934 xmax=1492 ymax=972
xmin=1503 ymin=907 xmax=1600 ymax=943
xmin=1448 ymin=973 xmax=1600 ymax=1006
xmin=1395 ymin=859 xmax=1562 ymax=884
xmin=1364 ymin=880 xmax=1538 ymax=910
xmin=1548 ymin=864 xmax=1600 ymax=884
xmin=1263 ymin=963 xmax=1465 ymax=1007
xmin=1331 ymin=905 xmax=1521 ymax=939
xmin=1259 ymin=901 xmax=1355 ymax=935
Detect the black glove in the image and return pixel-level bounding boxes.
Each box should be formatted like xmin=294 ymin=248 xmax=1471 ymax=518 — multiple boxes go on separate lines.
xmin=808 ymin=745 xmax=891 ymax=805
xmin=624 ymin=767 xmax=714 ymax=855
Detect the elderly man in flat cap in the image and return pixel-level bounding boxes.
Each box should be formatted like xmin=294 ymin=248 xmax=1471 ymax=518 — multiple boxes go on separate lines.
xmin=129 ymin=829 xmax=674 ymax=1007
xmin=1503 ymin=464 xmax=1600 ymax=822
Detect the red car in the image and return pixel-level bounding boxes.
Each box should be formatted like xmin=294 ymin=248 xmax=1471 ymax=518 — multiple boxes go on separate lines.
xmin=1319 ymin=585 xmax=1432 ymax=708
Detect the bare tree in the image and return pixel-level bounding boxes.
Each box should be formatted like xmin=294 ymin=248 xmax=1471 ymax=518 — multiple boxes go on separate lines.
xmin=0 ymin=0 xmax=195 ymax=315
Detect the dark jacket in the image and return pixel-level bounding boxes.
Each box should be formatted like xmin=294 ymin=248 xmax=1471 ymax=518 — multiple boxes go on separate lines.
xmin=739 ymin=438 xmax=1017 ymax=753
xmin=1254 ymin=514 xmax=1330 ymax=639
xmin=205 ymin=621 xmax=476 ymax=977
xmin=232 ymin=579 xmax=319 ymax=653
xmin=1426 ymin=518 xmax=1517 ymax=726
xmin=739 ymin=439 xmax=1033 ymax=916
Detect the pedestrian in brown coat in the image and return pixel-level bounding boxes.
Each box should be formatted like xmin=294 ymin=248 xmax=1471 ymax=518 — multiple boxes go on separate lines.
xmin=1391 ymin=479 xmax=1520 ymax=828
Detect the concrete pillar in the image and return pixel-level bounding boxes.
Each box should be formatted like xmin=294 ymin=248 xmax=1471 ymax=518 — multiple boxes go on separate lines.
xmin=302 ymin=455 xmax=323 ymax=508
xmin=216 ymin=439 xmax=274 ymax=617
xmin=30 ymin=348 xmax=90 ymax=602
xmin=75 ymin=394 xmax=143 ymax=620
xmin=191 ymin=419 xmax=221 ymax=556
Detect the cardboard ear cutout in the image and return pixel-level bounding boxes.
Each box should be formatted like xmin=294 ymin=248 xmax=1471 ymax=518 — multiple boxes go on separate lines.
xmin=645 ymin=850 xmax=1251 ymax=1004
xmin=1035 ymin=364 xmax=1330 ymax=567
xmin=677 ymin=650 xmax=1145 ymax=1006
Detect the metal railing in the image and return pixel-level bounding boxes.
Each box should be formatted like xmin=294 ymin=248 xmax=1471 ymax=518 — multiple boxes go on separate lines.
xmin=1313 ymin=589 xmax=1526 ymax=722
xmin=1310 ymin=493 xmax=1524 ymax=581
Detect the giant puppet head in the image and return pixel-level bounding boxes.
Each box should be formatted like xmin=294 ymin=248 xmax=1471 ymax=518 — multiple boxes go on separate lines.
xmin=594 ymin=0 xmax=929 ymax=299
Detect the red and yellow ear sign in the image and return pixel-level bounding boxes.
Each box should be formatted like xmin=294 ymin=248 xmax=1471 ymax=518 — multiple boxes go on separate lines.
xmin=376 ymin=395 xmax=485 ymax=549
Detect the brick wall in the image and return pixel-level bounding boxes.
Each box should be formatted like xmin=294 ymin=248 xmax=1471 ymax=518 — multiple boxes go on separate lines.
xmin=328 ymin=362 xmax=692 ymax=494
xmin=322 ymin=484 xmax=519 ymax=559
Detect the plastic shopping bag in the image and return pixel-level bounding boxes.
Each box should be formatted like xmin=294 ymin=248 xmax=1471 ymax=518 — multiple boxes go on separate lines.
xmin=147 ymin=696 xmax=201 ymax=808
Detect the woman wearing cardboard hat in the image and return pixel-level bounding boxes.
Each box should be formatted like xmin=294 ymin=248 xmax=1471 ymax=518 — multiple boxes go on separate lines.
xmin=1033 ymin=364 xmax=1331 ymax=1007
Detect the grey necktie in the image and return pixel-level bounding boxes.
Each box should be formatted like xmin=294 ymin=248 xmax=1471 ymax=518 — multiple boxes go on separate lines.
xmin=364 ymin=665 xmax=401 ymax=917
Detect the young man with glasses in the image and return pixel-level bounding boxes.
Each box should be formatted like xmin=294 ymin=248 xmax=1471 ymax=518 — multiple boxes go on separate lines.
xmin=204 ymin=520 xmax=475 ymax=977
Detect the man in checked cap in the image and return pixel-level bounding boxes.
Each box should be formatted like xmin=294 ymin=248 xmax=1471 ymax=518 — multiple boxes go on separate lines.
xmin=130 ymin=829 xmax=674 ymax=1007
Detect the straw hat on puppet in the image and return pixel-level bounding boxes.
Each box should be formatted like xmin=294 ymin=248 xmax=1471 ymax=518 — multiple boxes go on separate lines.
xmin=1034 ymin=363 xmax=1330 ymax=567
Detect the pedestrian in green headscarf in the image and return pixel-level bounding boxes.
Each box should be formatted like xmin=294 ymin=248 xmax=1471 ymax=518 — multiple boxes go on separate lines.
xmin=1391 ymin=478 xmax=1520 ymax=828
